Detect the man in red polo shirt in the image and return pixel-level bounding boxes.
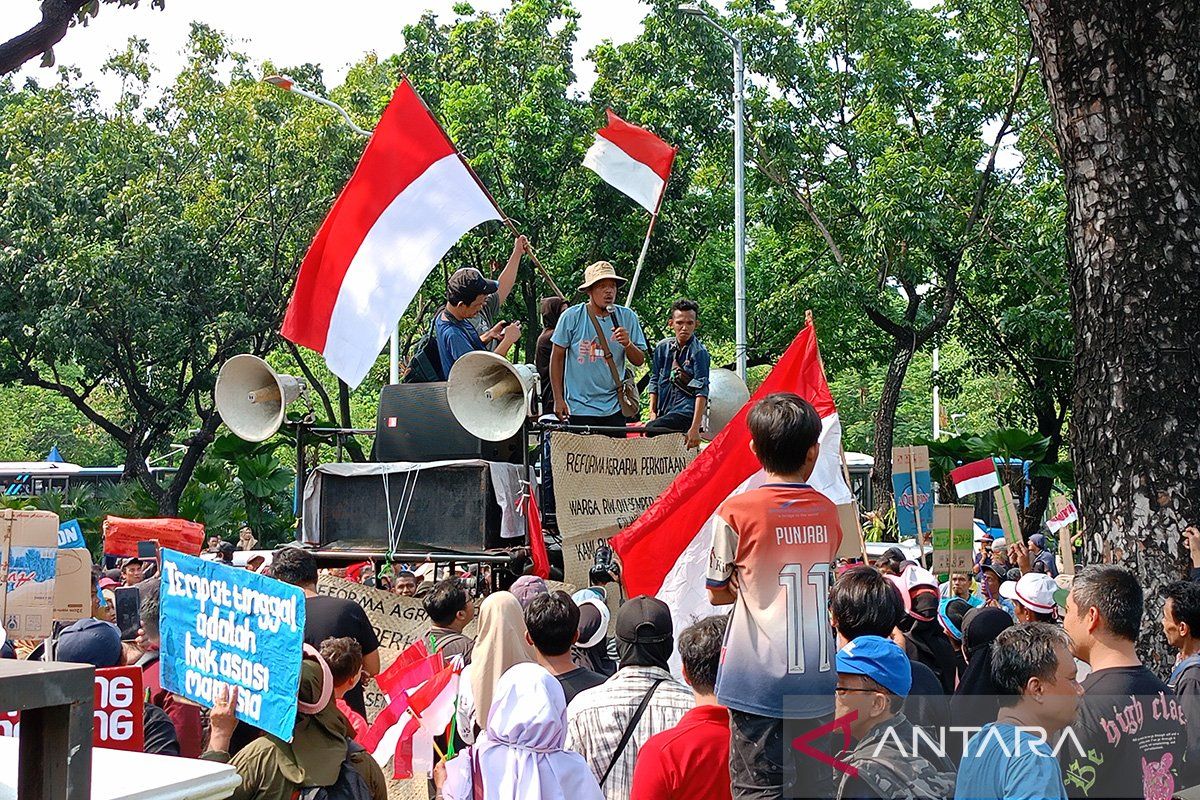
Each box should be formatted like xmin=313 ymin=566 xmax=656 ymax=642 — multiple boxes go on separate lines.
xmin=630 ymin=614 xmax=732 ymax=800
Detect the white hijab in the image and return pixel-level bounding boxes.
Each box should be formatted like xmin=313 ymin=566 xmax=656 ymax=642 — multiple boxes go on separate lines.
xmin=444 ymin=662 xmax=603 ymax=800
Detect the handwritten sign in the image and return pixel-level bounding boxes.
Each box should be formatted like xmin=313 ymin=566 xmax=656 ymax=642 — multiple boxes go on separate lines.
xmin=104 ymin=517 xmax=204 ymax=559
xmin=1 ymin=666 xmax=145 ymax=751
xmin=932 ymin=505 xmax=975 ymax=575
xmin=550 ymin=432 xmax=695 ymax=539
xmin=160 ymin=549 xmax=304 ymax=741
xmin=891 ymin=446 xmax=934 ymax=539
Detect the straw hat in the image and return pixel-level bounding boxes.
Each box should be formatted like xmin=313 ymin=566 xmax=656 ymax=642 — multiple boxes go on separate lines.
xmin=577 ymin=260 xmax=628 ymax=291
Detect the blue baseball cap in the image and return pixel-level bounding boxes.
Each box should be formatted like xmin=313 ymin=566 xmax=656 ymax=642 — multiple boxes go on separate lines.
xmin=836 ymin=635 xmax=913 ymax=698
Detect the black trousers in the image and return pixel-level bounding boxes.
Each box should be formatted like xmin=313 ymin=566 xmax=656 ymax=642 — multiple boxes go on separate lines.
xmin=729 ymin=710 xmax=835 ymax=800
xmin=646 ymin=409 xmax=695 ymax=432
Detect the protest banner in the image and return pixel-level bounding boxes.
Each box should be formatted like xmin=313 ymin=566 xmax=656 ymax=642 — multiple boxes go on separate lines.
xmin=160 ymin=549 xmax=304 ymax=741
xmin=1 ymin=666 xmax=145 ymax=751
xmin=891 ymin=447 xmax=933 ymax=548
xmin=932 ymin=505 xmax=975 ymax=575
xmin=317 ymin=574 xmax=572 ymax=716
xmin=104 ymin=517 xmax=205 ymax=559
xmin=551 ymin=431 xmax=694 ymax=591
xmin=993 ymin=484 xmax=1022 ymax=542
xmin=57 ymin=519 xmax=87 ymax=549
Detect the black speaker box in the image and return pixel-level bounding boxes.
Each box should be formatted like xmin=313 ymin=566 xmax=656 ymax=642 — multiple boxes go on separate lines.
xmin=312 ymin=462 xmax=506 ymax=552
xmin=373 ymin=382 xmax=522 ymax=463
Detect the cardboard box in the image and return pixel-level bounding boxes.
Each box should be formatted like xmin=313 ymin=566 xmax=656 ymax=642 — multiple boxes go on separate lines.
xmin=1 ymin=509 xmax=60 ymax=640
xmin=53 ymin=547 xmax=92 ymax=624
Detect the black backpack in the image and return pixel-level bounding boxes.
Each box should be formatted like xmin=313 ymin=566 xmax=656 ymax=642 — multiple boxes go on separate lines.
xmin=402 ymin=316 xmax=443 ymax=384
xmin=297 ymin=739 xmax=374 ymax=800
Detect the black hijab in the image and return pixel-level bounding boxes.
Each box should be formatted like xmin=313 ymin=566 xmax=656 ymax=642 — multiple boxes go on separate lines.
xmin=950 ymin=606 xmax=1015 ymax=744
xmin=905 ymin=590 xmax=959 ymax=694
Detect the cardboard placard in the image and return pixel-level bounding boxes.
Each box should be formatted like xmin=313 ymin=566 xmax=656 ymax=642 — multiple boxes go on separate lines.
xmin=104 ymin=517 xmax=205 ymax=559
xmin=1 ymin=509 xmax=59 ymax=640
xmin=932 ymin=505 xmax=975 ymax=575
xmin=835 ymin=502 xmax=868 ymax=561
xmin=1 ymin=666 xmax=145 ymax=752
xmin=891 ymin=446 xmax=933 ymax=540
xmin=160 ymin=549 xmax=304 ymax=741
xmin=993 ymin=485 xmax=1021 ymax=542
xmin=1049 ymin=495 xmax=1078 ymax=574
xmin=53 ymin=547 xmax=92 ymax=623
xmin=549 ymin=431 xmax=695 ymax=540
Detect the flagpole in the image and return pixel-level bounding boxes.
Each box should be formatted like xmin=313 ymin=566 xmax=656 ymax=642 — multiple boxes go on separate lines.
xmin=908 ymin=447 xmax=927 ymax=563
xmin=625 ymin=148 xmax=677 ymax=307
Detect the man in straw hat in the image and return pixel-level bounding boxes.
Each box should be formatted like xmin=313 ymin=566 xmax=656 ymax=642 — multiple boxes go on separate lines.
xmin=550 ymin=261 xmax=647 ymax=426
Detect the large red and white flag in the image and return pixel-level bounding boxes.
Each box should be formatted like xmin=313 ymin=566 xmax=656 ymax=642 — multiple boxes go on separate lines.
xmin=611 ymin=319 xmax=853 ymax=659
xmin=950 ymin=458 xmax=1000 ymax=498
xmin=282 ymin=80 xmax=500 ymax=387
xmin=582 ymin=109 xmax=676 ymax=214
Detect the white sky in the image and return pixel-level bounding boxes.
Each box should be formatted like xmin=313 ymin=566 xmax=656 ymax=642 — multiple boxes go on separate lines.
xmin=5 ymin=0 xmax=653 ymax=101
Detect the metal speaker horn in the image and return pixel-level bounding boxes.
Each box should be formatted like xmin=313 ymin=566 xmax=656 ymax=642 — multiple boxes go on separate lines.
xmin=703 ymin=368 xmax=751 ymax=440
xmin=446 ymin=351 xmax=538 ymax=442
xmin=215 ymin=354 xmax=305 ymax=442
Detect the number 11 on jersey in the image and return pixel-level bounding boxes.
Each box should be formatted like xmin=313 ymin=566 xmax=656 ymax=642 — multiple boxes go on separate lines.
xmin=778 ymin=563 xmax=832 ymax=674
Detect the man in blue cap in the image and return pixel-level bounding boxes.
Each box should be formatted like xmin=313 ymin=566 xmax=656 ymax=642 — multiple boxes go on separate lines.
xmin=832 ymin=635 xmax=955 ymax=800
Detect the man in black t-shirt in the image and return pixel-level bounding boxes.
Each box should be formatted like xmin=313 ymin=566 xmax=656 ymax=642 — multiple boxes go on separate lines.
xmin=1162 ymin=580 xmax=1200 ymax=786
xmin=273 ymin=547 xmax=380 ymax=718
xmin=525 ymin=591 xmax=606 ymax=704
xmin=1062 ymin=565 xmax=1188 ymax=799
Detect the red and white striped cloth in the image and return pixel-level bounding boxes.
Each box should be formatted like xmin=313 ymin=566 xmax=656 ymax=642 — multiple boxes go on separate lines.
xmin=282 ymin=80 xmax=499 ymax=387
xmin=582 ymin=109 xmax=676 ymax=214
xmin=949 ymin=458 xmax=1000 ymax=498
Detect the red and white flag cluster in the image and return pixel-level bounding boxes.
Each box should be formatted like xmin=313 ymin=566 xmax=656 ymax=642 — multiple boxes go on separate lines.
xmin=362 ymin=641 xmax=462 ymax=778
xmin=612 ymin=319 xmax=853 ymax=663
xmin=583 ymin=109 xmax=676 ymax=214
xmin=282 ymin=80 xmax=500 ymax=388
xmin=949 ymin=458 xmax=1000 ymax=498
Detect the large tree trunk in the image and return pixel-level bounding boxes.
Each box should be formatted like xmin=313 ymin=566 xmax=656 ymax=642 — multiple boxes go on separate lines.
xmin=871 ymin=342 xmax=917 ymax=525
xmin=1022 ymin=0 xmax=1200 ymax=669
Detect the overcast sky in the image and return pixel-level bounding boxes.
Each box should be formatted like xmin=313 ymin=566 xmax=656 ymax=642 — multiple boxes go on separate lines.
xmin=5 ymin=0 xmax=653 ymax=102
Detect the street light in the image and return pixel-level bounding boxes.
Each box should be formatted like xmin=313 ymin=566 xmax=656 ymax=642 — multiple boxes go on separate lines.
xmin=264 ymin=74 xmax=402 ymax=384
xmin=677 ymin=5 xmax=747 ymax=381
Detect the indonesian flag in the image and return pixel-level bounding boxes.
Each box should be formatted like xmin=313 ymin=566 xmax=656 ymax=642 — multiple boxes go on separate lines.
xmin=1046 ymin=498 xmax=1079 ymax=534
xmin=950 ymin=458 xmax=1000 ymax=498
xmin=611 ymin=319 xmax=853 ymax=662
xmin=282 ymin=80 xmax=500 ymax=388
xmin=367 ymin=660 xmax=461 ymax=779
xmin=583 ymin=109 xmax=677 ymax=214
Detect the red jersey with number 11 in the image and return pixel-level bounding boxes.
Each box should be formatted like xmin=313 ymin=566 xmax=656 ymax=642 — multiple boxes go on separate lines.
xmin=707 ymin=482 xmax=842 ymax=718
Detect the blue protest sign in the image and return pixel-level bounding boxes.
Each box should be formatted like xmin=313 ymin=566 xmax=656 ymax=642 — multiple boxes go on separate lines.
xmin=159 ymin=549 xmax=305 ymax=741
xmin=57 ymin=519 xmax=87 ymax=549
xmin=891 ymin=446 xmax=934 ymax=539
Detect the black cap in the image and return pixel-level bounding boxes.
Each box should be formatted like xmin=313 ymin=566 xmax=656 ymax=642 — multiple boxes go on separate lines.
xmin=217 ymin=541 xmax=236 ymax=555
xmin=615 ymin=595 xmax=673 ymax=644
xmin=120 ymin=556 xmax=144 ymax=568
xmin=447 ymin=268 xmax=499 ymax=302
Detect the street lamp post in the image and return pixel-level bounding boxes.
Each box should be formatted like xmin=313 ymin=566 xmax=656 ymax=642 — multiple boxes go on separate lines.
xmin=677 ymin=6 xmax=747 ymax=380
xmin=264 ymin=74 xmax=402 ymax=385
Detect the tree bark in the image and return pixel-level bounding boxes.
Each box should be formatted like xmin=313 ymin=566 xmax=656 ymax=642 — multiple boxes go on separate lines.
xmin=1022 ymin=0 xmax=1200 ymax=668
xmin=0 ymin=0 xmax=88 ymax=76
xmin=871 ymin=342 xmax=917 ymax=522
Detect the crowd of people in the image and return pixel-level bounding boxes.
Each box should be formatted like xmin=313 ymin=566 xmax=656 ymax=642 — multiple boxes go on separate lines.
xmin=8 ymin=385 xmax=1200 ymax=800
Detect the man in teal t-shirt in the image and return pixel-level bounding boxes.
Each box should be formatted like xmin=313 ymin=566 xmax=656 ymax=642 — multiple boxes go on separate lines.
xmin=955 ymin=622 xmax=1081 ymax=800
xmin=550 ymin=261 xmax=647 ymax=425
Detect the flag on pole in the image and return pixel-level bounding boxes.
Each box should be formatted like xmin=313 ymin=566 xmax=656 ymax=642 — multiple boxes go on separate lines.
xmin=281 ymin=79 xmax=500 ymax=388
xmin=366 ymin=661 xmax=461 ymax=779
xmin=1046 ymin=498 xmax=1079 ymax=534
xmin=949 ymin=458 xmax=1001 ymax=498
xmin=611 ymin=319 xmax=852 ymax=664
xmin=583 ymin=109 xmax=676 ymax=214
